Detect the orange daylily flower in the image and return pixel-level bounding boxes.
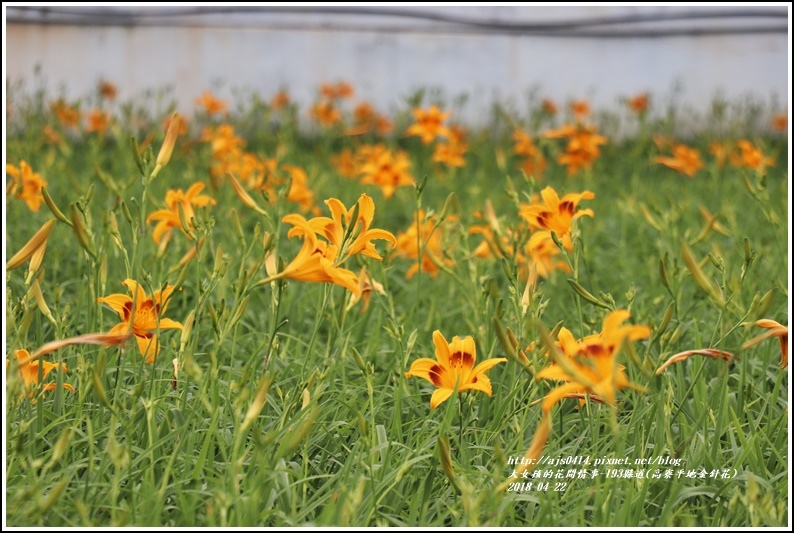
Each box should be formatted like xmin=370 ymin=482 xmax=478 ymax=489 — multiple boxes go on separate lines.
xmin=743 ymin=319 xmax=788 ymax=369
xmin=512 ymin=130 xmax=541 ymax=158
xmin=42 ymin=125 xmax=63 ymax=145
xmin=537 ymin=312 xmax=650 ymax=410
xmin=7 ymin=349 xmax=74 ymax=398
xmin=570 ymin=99 xmax=591 ymax=122
xmin=309 ymin=100 xmax=342 ymax=127
xmin=359 ymin=149 xmax=415 ymax=199
xmin=264 ymin=217 xmax=361 ymax=296
xmin=85 ymin=109 xmax=111 ymax=134
xmin=6 ymin=160 xmax=47 ymax=212
xmin=515 ymin=311 xmax=649 ymax=476
xmin=771 ymin=113 xmax=787 ymax=132
xmin=519 ymin=186 xmax=595 ymax=251
xmin=542 ymin=124 xmax=606 ymax=175
xmin=518 ymin=155 xmax=548 ymax=181
xmin=432 ymin=139 xmax=468 ymax=168
xmin=282 ymin=164 xmax=318 ymax=214
xmin=524 ymin=232 xmax=571 ymax=278
xmin=541 ymin=98 xmax=558 ymax=115
xmin=469 ymin=213 xmax=513 ymax=260
xmin=50 ymin=99 xmax=80 ymax=128
xmin=731 ymin=139 xmax=774 ymax=173
xmin=320 ymin=81 xmax=355 ymax=100
xmin=332 ymin=148 xmax=360 ymax=178
xmin=288 ymin=194 xmax=396 ymax=262
xmin=405 ymin=330 xmax=507 ymax=409
xmin=98 ymin=279 xmax=183 ymax=364
xmin=98 ymin=80 xmax=118 ymax=101
xmin=271 ymin=90 xmax=291 ymax=110
xmin=202 ymin=124 xmax=246 ymax=158
xmin=406 ymin=105 xmax=451 ymax=144
xmin=708 ymin=141 xmax=731 ymax=168
xmin=656 ymin=144 xmax=703 ymax=177
xmin=512 ymin=131 xmax=548 ymax=178
xmin=146 ymin=182 xmax=216 ymax=246
xmin=346 ymin=101 xmax=393 ymax=136
xmin=627 ymin=93 xmax=649 ymax=114
xmin=196 ymin=91 xmax=228 ymax=116
xmin=394 ymin=210 xmax=454 ymax=280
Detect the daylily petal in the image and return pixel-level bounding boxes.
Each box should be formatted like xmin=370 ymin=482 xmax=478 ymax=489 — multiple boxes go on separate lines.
xmin=405 ymin=358 xmax=441 ymax=383
xmin=136 ymin=333 xmax=160 ymax=364
xmin=122 ymin=279 xmax=148 ymax=307
xmin=541 ymin=382 xmax=587 ymax=413
xmin=539 ymin=186 xmax=561 ymax=210
xmin=430 ymin=387 xmax=454 ymax=409
xmin=459 ymin=373 xmax=493 ymax=396
xmin=98 ymin=294 xmax=133 ymax=320
xmin=536 ymin=364 xmax=572 ymax=382
xmin=156 ymin=318 xmax=184 ymax=330
xmin=557 ymin=327 xmax=580 ymax=357
xmin=356 ymin=194 xmax=375 ymax=229
xmin=470 ymin=357 xmax=507 ymax=379
xmin=433 ymin=330 xmax=451 ymax=368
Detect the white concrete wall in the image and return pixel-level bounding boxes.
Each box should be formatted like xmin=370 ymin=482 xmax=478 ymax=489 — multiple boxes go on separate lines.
xmin=5 ymin=6 xmax=789 ymax=123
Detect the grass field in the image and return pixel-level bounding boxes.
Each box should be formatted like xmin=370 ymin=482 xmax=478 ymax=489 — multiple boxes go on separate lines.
xmin=4 ymin=82 xmax=789 ymax=527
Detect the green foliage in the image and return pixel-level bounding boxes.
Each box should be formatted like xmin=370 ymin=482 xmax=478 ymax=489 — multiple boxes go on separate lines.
xmin=4 ymin=84 xmax=788 ymax=527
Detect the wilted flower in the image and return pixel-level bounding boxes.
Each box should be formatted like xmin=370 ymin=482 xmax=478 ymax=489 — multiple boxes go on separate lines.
xmin=405 ymin=330 xmax=507 ymax=409
xmin=743 ymin=319 xmax=788 ymax=369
